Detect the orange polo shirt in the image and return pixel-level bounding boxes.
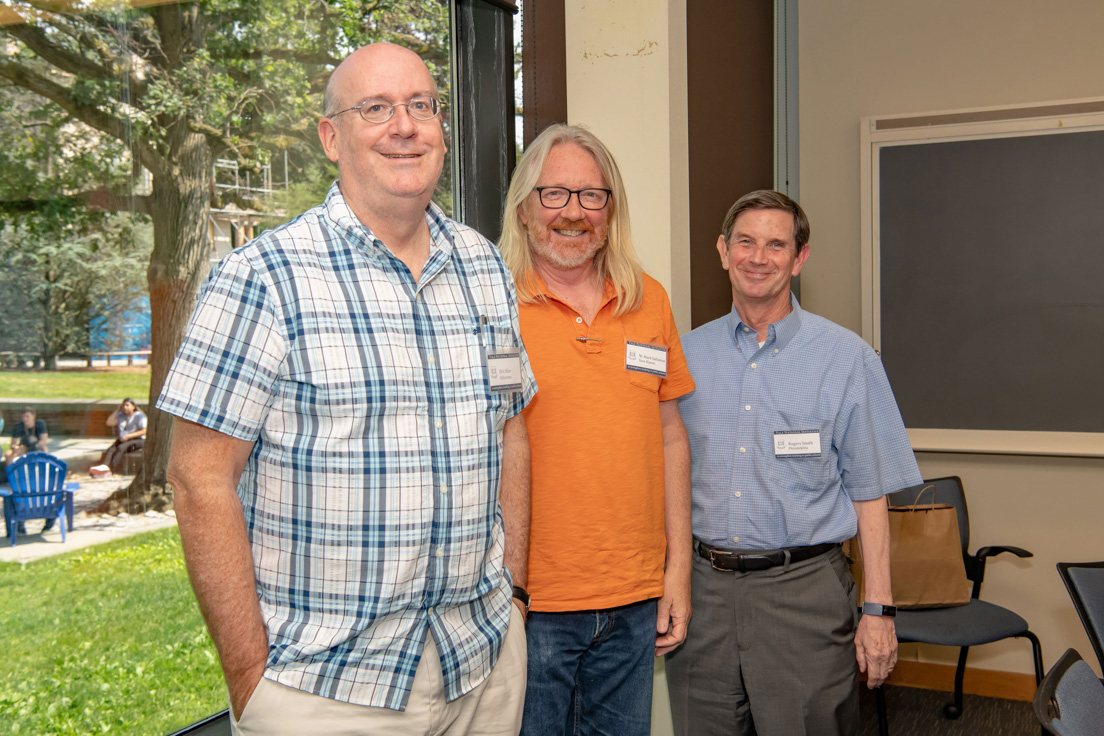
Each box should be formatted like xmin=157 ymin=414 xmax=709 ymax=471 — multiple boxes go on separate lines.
xmin=521 ymin=273 xmax=695 ymax=611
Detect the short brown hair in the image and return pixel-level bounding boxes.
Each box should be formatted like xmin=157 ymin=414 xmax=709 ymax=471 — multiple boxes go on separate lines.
xmin=720 ymin=190 xmax=810 ymax=253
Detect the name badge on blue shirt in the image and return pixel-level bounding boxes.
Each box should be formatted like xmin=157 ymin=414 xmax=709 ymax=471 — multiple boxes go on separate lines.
xmin=774 ymin=429 xmax=822 ymax=458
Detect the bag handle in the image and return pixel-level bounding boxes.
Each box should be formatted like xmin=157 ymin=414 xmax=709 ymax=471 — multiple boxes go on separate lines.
xmin=910 ymin=484 xmax=938 ymax=509
xmin=883 ymin=483 xmax=936 ymax=512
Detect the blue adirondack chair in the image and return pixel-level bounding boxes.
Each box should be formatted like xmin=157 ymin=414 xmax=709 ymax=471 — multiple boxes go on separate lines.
xmin=3 ymin=452 xmax=70 ymax=547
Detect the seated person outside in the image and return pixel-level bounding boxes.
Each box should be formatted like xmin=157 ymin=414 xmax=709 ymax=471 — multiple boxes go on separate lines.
xmin=4 ymin=406 xmax=49 ymax=464
xmin=3 ymin=406 xmax=51 ymax=533
xmin=99 ymin=398 xmax=147 ymax=474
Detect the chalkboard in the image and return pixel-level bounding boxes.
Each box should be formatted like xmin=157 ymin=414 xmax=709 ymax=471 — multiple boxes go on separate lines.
xmin=859 ymin=103 xmax=1104 ymax=453
xmin=877 ymin=129 xmax=1104 ymax=434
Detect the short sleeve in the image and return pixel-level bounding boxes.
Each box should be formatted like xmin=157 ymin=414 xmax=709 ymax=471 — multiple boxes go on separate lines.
xmin=654 ymin=283 xmax=695 ymax=403
xmin=836 ymin=348 xmax=922 ymax=501
xmin=157 ymin=253 xmax=288 ymax=441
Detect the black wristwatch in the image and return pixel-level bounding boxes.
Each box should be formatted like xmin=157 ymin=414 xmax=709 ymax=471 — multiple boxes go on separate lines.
xmin=512 ymin=585 xmax=531 ymax=613
xmin=862 ymin=601 xmax=897 ymax=618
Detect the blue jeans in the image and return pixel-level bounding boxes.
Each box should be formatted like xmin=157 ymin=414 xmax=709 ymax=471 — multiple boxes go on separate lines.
xmin=520 ymin=599 xmax=657 ymax=736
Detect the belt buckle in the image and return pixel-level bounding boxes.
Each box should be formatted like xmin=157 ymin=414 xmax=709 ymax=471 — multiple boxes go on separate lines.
xmin=707 ymin=548 xmax=730 ymax=572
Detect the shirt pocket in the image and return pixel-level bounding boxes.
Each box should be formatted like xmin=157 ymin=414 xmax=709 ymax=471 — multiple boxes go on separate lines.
xmin=624 ymin=331 xmax=667 ymax=393
xmin=766 ymin=419 xmax=836 ymax=493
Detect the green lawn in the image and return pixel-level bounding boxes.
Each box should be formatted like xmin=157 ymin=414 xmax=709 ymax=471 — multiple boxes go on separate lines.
xmin=0 ymin=527 xmax=226 ymax=735
xmin=0 ymin=370 xmax=151 ymax=401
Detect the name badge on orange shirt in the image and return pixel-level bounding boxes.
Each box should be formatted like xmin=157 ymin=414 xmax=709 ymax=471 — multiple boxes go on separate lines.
xmin=625 ymin=341 xmax=668 ymax=377
xmin=487 ymin=347 xmax=522 ymax=392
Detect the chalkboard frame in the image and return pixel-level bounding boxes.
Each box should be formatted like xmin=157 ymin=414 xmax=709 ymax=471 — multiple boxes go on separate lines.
xmin=860 ymin=98 xmax=1104 ymax=457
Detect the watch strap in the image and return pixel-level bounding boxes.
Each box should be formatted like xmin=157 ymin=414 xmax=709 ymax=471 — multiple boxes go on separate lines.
xmin=862 ymin=601 xmax=897 ymax=617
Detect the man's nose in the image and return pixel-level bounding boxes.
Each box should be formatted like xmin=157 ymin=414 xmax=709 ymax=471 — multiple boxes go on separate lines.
xmin=388 ymin=104 xmax=418 ymax=136
xmin=561 ymin=192 xmax=586 ymax=218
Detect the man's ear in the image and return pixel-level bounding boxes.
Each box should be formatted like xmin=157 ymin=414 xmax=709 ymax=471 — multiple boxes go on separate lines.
xmin=716 ymin=234 xmax=730 ymax=270
xmin=792 ymin=242 xmax=811 ymax=277
xmin=318 ymin=117 xmax=340 ymax=163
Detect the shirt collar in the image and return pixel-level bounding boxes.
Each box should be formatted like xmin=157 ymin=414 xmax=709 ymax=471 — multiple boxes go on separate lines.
xmin=726 ymin=292 xmax=804 ymax=351
xmin=322 ymin=181 xmax=454 ymax=257
xmin=531 ymin=271 xmax=617 ymax=309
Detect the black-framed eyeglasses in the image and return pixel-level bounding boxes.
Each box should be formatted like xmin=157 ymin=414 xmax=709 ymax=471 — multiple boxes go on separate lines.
xmin=329 ymin=96 xmax=443 ymax=124
xmin=533 ymin=187 xmax=612 ymax=210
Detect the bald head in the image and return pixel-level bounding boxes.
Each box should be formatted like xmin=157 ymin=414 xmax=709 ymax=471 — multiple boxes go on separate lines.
xmin=323 ymin=43 xmax=438 ymax=118
xmin=316 ymin=42 xmax=447 ymax=231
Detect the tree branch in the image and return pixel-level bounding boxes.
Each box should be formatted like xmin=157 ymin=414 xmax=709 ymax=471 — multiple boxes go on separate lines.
xmin=0 ymin=59 xmax=165 ymax=177
xmin=4 ymin=18 xmax=151 ymax=106
xmin=4 ymin=19 xmax=115 ymax=85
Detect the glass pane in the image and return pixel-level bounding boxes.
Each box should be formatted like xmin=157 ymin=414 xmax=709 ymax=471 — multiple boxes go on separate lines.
xmin=0 ymin=1 xmax=452 ymax=732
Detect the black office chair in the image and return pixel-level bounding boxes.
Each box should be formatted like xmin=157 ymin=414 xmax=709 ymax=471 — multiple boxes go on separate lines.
xmin=873 ymin=476 xmax=1044 ymax=735
xmin=1033 ymin=648 xmax=1104 ymax=735
xmin=1057 ymin=561 xmax=1104 ymax=675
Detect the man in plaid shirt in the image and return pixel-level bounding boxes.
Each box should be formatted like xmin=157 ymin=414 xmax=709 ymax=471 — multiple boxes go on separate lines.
xmin=159 ymin=43 xmax=536 ymax=735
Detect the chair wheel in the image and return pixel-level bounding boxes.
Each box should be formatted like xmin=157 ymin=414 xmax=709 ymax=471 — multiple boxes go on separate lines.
xmin=943 ymin=703 xmax=961 ymax=720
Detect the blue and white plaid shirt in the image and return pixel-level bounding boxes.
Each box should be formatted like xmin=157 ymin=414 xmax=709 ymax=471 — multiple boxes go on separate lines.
xmin=679 ymin=296 xmax=921 ymax=549
xmin=159 ymin=183 xmax=536 ymax=710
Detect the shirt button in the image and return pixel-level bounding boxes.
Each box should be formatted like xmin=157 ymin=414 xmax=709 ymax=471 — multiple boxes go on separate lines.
xmin=427 ymin=606 xmax=435 ymax=615
xmin=436 ymin=548 xmax=444 ymax=558
xmin=576 ymin=317 xmax=583 ymax=324
xmin=739 ymin=447 xmax=746 ymax=454
xmin=435 ymin=420 xmax=443 ymax=428
xmin=744 ymin=405 xmax=751 ymax=411
xmin=743 ymin=327 xmax=750 ymax=333
xmin=427 ymin=355 xmax=436 ymax=365
xmin=773 ymin=349 xmax=779 ymax=354
xmin=733 ymin=536 xmax=740 ymax=543
xmin=750 ymin=363 xmax=757 ymax=369
xmin=441 ymin=485 xmax=448 ymax=494
xmin=734 ymin=491 xmax=742 ymax=498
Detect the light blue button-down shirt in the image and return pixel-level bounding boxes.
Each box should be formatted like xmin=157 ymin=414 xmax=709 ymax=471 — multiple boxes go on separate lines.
xmin=159 ymin=184 xmax=536 ymax=710
xmin=679 ymin=296 xmax=921 ymax=549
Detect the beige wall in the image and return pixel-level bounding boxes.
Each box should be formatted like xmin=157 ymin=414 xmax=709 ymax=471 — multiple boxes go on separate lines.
xmin=800 ymin=0 xmax=1104 ymax=674
xmin=564 ymin=0 xmax=691 ymax=333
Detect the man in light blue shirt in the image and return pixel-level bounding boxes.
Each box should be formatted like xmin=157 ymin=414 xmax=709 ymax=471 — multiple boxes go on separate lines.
xmin=666 ymin=190 xmax=922 ymax=736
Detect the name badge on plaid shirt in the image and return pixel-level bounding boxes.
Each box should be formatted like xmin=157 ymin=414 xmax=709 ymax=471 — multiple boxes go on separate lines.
xmin=488 ymin=348 xmax=522 ymax=392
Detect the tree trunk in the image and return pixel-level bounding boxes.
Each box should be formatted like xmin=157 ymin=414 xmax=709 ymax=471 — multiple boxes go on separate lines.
xmin=98 ymin=125 xmax=211 ymax=512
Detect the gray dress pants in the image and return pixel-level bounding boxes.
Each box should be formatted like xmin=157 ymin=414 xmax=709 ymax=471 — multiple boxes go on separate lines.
xmin=665 ymin=546 xmax=859 ymax=736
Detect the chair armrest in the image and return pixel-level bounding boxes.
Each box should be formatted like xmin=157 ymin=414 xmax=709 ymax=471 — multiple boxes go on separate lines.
xmin=965 ymin=545 xmax=1033 ymax=599
xmin=975 ymin=545 xmax=1033 ymax=560
xmin=12 ymin=490 xmax=70 ymax=498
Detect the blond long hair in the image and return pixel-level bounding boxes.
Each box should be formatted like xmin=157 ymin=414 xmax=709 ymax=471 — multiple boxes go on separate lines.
xmin=498 ymin=124 xmax=643 ymax=315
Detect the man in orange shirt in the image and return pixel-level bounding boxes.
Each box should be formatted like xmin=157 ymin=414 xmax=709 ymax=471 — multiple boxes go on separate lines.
xmin=498 ymin=124 xmax=695 ymax=736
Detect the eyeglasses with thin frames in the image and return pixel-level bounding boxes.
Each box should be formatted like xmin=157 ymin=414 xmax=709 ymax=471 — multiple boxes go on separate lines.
xmin=329 ymin=96 xmax=443 ymax=124
xmin=533 ymin=187 xmax=612 ymax=210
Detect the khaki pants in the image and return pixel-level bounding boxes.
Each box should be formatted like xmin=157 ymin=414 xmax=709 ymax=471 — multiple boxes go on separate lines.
xmin=232 ymin=605 xmax=526 ymax=735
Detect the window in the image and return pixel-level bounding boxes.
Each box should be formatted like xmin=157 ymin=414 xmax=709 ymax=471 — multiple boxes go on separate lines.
xmin=1 ymin=1 xmax=517 ymax=731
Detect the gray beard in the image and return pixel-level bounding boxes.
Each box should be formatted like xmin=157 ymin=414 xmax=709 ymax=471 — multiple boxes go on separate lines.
xmin=529 ymin=234 xmax=607 ymax=271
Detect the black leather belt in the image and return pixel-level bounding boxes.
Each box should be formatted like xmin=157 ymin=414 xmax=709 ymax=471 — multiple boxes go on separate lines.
xmin=694 ymin=539 xmax=838 ymax=572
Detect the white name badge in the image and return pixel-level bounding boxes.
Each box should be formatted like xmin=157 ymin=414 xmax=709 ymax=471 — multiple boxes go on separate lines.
xmin=487 ymin=348 xmax=522 ymax=392
xmin=625 ymin=341 xmax=668 ymax=377
xmin=773 ymin=430 xmax=822 ymax=458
